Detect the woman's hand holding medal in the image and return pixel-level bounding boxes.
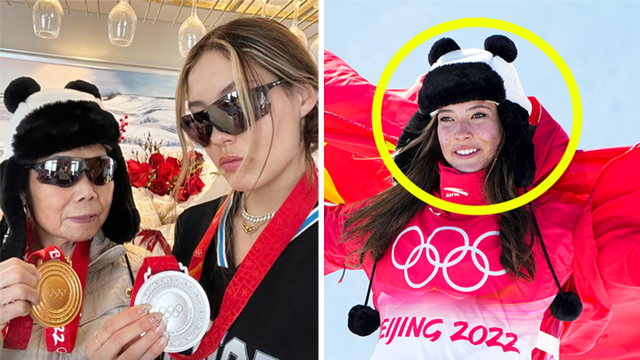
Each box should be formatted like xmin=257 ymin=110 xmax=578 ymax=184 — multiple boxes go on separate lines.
xmin=0 ymin=258 xmax=41 ymax=330
xmin=85 ymin=304 xmax=168 ymax=360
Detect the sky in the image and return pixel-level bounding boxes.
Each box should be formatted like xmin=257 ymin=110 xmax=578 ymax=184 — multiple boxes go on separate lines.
xmin=323 ymin=1 xmax=640 ymax=359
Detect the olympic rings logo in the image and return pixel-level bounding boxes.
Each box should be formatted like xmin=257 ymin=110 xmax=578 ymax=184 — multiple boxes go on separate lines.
xmin=391 ymin=226 xmax=506 ymax=292
xmin=47 ymin=288 xmax=67 ymax=299
xmin=159 ymin=304 xmax=185 ymax=319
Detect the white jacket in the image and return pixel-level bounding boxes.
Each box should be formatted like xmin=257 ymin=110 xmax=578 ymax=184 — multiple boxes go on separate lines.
xmin=0 ymin=233 xmax=148 ymax=360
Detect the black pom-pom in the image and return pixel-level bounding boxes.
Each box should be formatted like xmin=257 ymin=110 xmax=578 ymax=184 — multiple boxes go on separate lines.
xmin=484 ymin=35 xmax=518 ymax=63
xmin=428 ymin=38 xmax=461 ymax=66
xmin=550 ymin=291 xmax=583 ymax=322
xmin=65 ymin=79 xmax=101 ymax=99
xmin=3 ymin=77 xmax=40 ymax=114
xmin=348 ymin=305 xmax=380 ymax=336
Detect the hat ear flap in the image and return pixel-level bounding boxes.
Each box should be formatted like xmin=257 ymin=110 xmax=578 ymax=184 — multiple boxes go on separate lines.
xmin=499 ymin=101 xmax=536 ymax=188
xmin=428 ymin=38 xmax=461 ymax=66
xmin=65 ymin=80 xmax=101 ymax=99
xmin=0 ymin=159 xmax=28 ymax=261
xmin=484 ymin=35 xmax=518 ymax=63
xmin=394 ymin=110 xmax=431 ymax=175
xmin=101 ymin=142 xmax=140 ymax=244
xmin=4 ymin=77 xmax=41 ymax=114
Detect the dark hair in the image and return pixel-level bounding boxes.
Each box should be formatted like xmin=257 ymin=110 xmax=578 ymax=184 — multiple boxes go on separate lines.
xmin=343 ymin=103 xmax=537 ymax=281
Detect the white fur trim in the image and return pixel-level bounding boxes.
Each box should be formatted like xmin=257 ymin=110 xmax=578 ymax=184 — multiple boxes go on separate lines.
xmin=1 ymin=89 xmax=101 ymax=162
xmin=430 ymin=48 xmax=532 ymax=115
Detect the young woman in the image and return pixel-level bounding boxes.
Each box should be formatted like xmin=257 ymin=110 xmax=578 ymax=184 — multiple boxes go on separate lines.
xmin=171 ymin=18 xmax=319 ymax=359
xmin=325 ymin=35 xmax=586 ymax=360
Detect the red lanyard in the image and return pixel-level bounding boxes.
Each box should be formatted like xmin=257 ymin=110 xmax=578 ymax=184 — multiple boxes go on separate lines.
xmin=2 ymin=236 xmax=91 ymax=353
xmin=169 ymin=171 xmax=317 ymax=360
xmin=129 ymin=255 xmax=183 ymax=306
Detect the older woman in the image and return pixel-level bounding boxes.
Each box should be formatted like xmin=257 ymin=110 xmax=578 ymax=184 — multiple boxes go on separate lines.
xmin=0 ymin=78 xmax=165 ymax=359
xmin=325 ymin=35 xmax=585 ymax=360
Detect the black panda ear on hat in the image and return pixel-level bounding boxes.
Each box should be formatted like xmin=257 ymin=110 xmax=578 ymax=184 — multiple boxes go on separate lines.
xmin=484 ymin=34 xmax=518 ymax=63
xmin=65 ymin=79 xmax=101 ymax=99
xmin=428 ymin=38 xmax=461 ymax=66
xmin=3 ymin=77 xmax=41 ymax=114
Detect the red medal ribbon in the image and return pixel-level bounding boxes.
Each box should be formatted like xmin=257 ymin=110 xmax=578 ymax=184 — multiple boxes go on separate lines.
xmin=3 ymin=240 xmax=91 ymax=353
xmin=170 ymin=171 xmax=318 ymax=360
xmin=136 ymin=230 xmax=173 ymax=256
xmin=129 ymin=256 xmax=182 ymax=307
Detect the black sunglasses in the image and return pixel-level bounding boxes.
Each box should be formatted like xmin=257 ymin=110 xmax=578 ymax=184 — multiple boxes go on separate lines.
xmin=181 ymin=79 xmax=283 ymax=146
xmin=27 ymin=156 xmax=116 ymax=187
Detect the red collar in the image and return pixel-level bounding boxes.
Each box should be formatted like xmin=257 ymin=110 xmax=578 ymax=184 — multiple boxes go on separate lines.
xmin=437 ymin=161 xmax=487 ymax=207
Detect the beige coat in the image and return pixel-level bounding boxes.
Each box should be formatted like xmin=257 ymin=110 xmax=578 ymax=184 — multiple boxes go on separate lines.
xmin=0 ymin=233 xmax=149 ymax=360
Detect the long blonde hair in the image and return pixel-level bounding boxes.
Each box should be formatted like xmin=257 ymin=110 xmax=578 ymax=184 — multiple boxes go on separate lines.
xmin=174 ymin=17 xmax=318 ymax=195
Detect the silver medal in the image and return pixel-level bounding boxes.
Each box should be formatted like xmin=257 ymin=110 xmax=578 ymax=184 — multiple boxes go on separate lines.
xmin=134 ymin=263 xmax=210 ymax=352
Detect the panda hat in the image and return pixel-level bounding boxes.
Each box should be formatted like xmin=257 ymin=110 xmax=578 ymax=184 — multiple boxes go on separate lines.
xmin=394 ymin=34 xmax=536 ymax=189
xmin=0 ymin=77 xmax=140 ymax=261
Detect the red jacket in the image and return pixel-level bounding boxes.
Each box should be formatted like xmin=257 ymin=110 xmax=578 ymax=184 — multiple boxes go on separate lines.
xmin=324 ymin=49 xmax=637 ymax=359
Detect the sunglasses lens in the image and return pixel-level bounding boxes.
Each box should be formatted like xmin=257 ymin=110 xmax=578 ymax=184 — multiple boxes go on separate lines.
xmin=181 ymin=114 xmax=213 ymax=147
xmin=31 ymin=156 xmax=115 ymax=187
xmin=34 ymin=157 xmax=76 ymax=187
xmin=85 ymin=157 xmax=116 ymax=185
xmin=205 ymin=97 xmax=247 ymax=135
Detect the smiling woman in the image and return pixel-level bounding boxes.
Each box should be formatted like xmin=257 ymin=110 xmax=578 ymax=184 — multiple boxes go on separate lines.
xmin=436 ymin=101 xmax=503 ymax=173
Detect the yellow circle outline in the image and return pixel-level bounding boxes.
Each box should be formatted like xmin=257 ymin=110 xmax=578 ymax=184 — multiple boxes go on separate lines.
xmin=372 ymin=18 xmax=582 ymax=216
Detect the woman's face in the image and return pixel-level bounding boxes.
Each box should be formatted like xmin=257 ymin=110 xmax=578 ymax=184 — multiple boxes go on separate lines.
xmin=187 ymin=51 xmax=317 ymax=192
xmin=437 ymin=101 xmax=503 ymax=173
xmin=26 ymin=144 xmax=114 ymax=246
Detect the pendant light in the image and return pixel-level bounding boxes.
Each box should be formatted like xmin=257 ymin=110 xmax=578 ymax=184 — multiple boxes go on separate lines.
xmin=289 ymin=0 xmax=307 ymax=45
xmin=32 ymin=0 xmax=63 ymax=39
xmin=179 ymin=1 xmax=207 ymax=57
xmin=108 ymin=0 xmax=137 ymax=47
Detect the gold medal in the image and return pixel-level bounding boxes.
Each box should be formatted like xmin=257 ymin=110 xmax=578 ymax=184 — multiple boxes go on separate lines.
xmin=30 ymin=259 xmax=82 ymax=328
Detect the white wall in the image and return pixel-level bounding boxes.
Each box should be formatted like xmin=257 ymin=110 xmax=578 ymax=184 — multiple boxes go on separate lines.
xmin=0 ymin=1 xmax=185 ymax=70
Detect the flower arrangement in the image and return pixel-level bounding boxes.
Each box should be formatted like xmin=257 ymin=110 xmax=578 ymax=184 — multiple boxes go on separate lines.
xmin=125 ymin=132 xmax=217 ymax=255
xmin=127 ymin=132 xmax=206 ymax=202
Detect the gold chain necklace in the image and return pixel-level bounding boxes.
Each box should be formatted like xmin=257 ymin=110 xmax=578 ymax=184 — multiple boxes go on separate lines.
xmin=240 ymin=193 xmax=275 ymax=235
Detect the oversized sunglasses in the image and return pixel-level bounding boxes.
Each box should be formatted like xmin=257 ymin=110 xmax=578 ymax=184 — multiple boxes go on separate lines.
xmin=181 ymin=79 xmax=283 ymax=146
xmin=26 ymin=156 xmax=116 ymax=187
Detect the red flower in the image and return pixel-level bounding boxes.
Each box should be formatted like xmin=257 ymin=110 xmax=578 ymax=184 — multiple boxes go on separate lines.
xmin=148 ymin=153 xmax=165 ymax=168
xmin=188 ymin=150 xmax=204 ymax=164
xmin=186 ymin=175 xmax=205 ymax=196
xmin=127 ymin=159 xmax=153 ymax=188
xmin=177 ymin=186 xmax=191 ymax=202
xmin=149 ymin=179 xmax=169 ymax=196
xmin=165 ymin=156 xmax=181 ymax=168
xmin=157 ymin=161 xmax=181 ymax=183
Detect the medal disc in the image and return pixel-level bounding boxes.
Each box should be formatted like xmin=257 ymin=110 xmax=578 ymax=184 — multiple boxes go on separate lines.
xmin=30 ymin=260 xmax=82 ymax=328
xmin=134 ymin=270 xmax=210 ymax=353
